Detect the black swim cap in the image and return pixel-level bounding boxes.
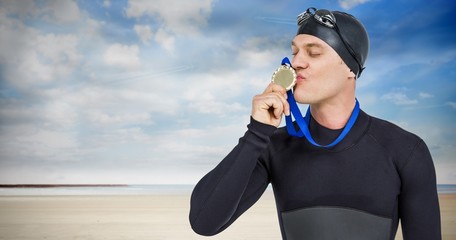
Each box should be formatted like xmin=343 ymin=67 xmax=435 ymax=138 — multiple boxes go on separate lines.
xmin=296 ymin=8 xmax=369 ymax=78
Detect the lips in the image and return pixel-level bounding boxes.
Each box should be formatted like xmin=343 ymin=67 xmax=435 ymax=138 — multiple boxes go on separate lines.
xmin=296 ymin=74 xmax=306 ymax=84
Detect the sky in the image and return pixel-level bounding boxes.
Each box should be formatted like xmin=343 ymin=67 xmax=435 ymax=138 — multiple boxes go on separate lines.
xmin=0 ymin=0 xmax=455 ymax=185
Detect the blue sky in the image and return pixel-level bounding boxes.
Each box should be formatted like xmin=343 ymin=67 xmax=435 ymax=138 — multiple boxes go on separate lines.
xmin=0 ymin=0 xmax=455 ymax=184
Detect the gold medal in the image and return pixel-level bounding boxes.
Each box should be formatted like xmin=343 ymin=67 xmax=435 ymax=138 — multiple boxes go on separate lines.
xmin=271 ymin=64 xmax=296 ymax=91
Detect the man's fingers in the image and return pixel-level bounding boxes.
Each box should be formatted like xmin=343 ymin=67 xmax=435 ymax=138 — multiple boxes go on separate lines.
xmin=251 ymin=83 xmax=291 ymax=127
xmin=263 ymin=83 xmax=287 ymax=96
xmin=263 ymin=84 xmax=290 ymax=116
xmin=270 ymin=91 xmax=290 ymax=117
xmin=258 ymin=92 xmax=289 ymax=117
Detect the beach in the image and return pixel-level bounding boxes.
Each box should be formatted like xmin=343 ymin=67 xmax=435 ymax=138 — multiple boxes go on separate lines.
xmin=0 ymin=191 xmax=454 ymax=240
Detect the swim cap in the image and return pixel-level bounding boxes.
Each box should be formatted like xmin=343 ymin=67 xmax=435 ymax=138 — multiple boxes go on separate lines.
xmin=297 ymin=8 xmax=369 ymax=78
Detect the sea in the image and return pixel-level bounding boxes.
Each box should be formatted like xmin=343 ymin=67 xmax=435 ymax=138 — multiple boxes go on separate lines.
xmin=0 ymin=184 xmax=455 ymax=196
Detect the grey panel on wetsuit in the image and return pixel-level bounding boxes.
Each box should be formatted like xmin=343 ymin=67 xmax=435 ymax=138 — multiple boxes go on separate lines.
xmin=282 ymin=207 xmax=392 ymax=240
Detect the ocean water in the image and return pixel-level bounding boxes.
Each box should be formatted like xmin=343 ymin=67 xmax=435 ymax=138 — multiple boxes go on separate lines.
xmin=0 ymin=184 xmax=455 ymax=196
xmin=437 ymin=184 xmax=456 ymax=194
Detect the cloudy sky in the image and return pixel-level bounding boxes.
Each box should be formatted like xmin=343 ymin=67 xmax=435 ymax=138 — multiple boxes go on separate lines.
xmin=0 ymin=0 xmax=455 ymax=185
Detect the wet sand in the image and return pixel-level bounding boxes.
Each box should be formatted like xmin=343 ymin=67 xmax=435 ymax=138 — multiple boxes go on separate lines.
xmin=0 ymin=192 xmax=453 ymax=240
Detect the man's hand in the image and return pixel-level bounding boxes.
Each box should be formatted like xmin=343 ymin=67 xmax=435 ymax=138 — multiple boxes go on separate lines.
xmin=251 ymin=83 xmax=290 ymax=127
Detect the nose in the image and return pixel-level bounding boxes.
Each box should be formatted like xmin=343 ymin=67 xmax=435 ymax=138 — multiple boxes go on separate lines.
xmin=291 ymin=53 xmax=309 ymax=70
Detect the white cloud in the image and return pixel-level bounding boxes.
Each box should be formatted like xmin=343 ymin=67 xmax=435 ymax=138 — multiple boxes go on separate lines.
xmin=134 ymin=24 xmax=153 ymax=44
xmin=84 ymin=127 xmax=154 ymax=148
xmin=0 ymin=104 xmax=40 ymax=126
xmin=154 ymin=28 xmax=175 ymax=52
xmin=339 ymin=0 xmax=373 ymax=9
xmin=33 ymin=33 xmax=82 ymax=82
xmin=103 ymin=43 xmax=141 ymax=70
xmin=236 ymin=37 xmax=289 ymax=70
xmin=381 ymin=89 xmax=418 ymax=105
xmin=86 ymin=110 xmax=152 ymax=126
xmin=238 ymin=46 xmax=276 ymax=68
xmin=419 ymin=92 xmax=434 ymax=99
xmin=189 ymin=99 xmax=249 ymax=117
xmin=76 ymin=84 xmax=179 ymax=115
xmin=134 ymin=24 xmax=175 ymax=50
xmin=0 ymin=0 xmax=38 ymax=19
xmin=185 ymin=72 xmax=243 ymax=97
xmin=0 ymin=8 xmax=82 ymax=88
xmin=356 ymin=92 xmax=378 ymax=108
xmin=12 ymin=33 xmax=81 ymax=87
xmin=1 ymin=0 xmax=82 ymax=24
xmin=35 ymin=34 xmax=81 ymax=64
xmin=16 ymin=52 xmax=55 ymax=83
xmin=446 ymin=102 xmax=456 ymax=109
xmin=103 ymin=0 xmax=111 ymax=8
xmin=125 ymin=0 xmax=213 ymax=35
xmin=0 ymin=125 xmax=81 ymax=162
xmin=0 ymin=10 xmax=35 ymax=65
xmin=125 ymin=0 xmax=214 ymax=50
xmin=151 ymin=122 xmax=249 ymax=164
xmin=42 ymin=101 xmax=79 ymax=128
xmin=41 ymin=0 xmax=81 ymax=23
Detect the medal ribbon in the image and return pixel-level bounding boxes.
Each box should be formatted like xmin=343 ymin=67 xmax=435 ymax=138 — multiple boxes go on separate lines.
xmin=281 ymin=57 xmax=360 ymax=148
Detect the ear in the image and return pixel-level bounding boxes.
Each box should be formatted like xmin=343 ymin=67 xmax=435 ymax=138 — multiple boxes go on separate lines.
xmin=340 ymin=59 xmax=356 ymax=80
xmin=347 ymin=69 xmax=356 ymax=80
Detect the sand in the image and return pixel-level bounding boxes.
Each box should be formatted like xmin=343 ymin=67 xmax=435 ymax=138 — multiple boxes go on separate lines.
xmin=0 ymin=191 xmax=454 ymax=240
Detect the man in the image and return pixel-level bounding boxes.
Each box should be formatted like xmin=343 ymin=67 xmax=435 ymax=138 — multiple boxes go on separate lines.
xmin=189 ymin=7 xmax=441 ymax=240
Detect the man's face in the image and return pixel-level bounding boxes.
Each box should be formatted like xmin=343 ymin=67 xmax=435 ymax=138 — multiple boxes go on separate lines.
xmin=291 ymin=34 xmax=355 ymax=104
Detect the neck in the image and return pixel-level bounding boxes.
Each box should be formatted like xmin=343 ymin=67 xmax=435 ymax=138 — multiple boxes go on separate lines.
xmin=310 ymin=97 xmax=357 ymax=130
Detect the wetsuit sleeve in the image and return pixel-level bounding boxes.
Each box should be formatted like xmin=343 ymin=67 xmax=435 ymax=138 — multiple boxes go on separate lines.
xmin=399 ymin=140 xmax=441 ymax=239
xmin=189 ymin=117 xmax=276 ymax=236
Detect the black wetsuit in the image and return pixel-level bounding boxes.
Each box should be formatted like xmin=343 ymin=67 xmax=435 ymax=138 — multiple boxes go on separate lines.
xmin=189 ymin=110 xmax=441 ymax=239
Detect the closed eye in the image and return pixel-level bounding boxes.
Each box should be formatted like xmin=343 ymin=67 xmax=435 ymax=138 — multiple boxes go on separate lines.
xmin=308 ymin=51 xmax=321 ymax=57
